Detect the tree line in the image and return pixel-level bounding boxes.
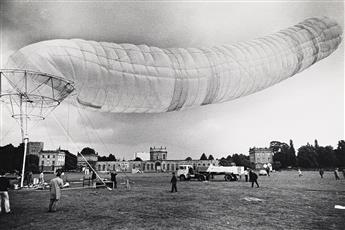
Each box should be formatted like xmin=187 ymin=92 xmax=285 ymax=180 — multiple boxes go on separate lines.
xmin=270 ymin=139 xmax=345 ymax=169
xmin=192 ymin=139 xmax=345 ymax=169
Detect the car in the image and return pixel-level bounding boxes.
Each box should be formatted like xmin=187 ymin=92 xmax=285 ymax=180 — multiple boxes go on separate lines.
xmin=259 ymin=169 xmax=268 ymax=176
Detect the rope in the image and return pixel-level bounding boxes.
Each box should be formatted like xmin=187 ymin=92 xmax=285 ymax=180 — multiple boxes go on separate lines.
xmin=51 ymin=111 xmax=112 ymax=191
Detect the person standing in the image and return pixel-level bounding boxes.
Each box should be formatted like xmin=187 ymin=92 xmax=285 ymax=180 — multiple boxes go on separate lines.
xmin=334 ymin=168 xmax=340 ymax=180
xmin=39 ymin=171 xmax=45 ymax=184
xmin=265 ymin=167 xmax=270 ymax=176
xmin=110 ymin=171 xmax=117 ymax=189
xmin=249 ymin=170 xmax=259 ymax=188
xmin=0 ymin=170 xmax=11 ymax=214
xmin=171 ymin=172 xmax=177 ymax=192
xmin=319 ymin=168 xmax=324 ymax=179
xmin=48 ymin=170 xmax=64 ymax=212
xmin=298 ymin=169 xmax=303 ymax=177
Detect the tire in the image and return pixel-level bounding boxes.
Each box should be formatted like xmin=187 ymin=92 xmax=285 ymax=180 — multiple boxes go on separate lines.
xmin=225 ymin=174 xmax=232 ymax=181
xmin=180 ymin=175 xmax=186 ymax=181
xmin=198 ymin=175 xmax=205 ymax=181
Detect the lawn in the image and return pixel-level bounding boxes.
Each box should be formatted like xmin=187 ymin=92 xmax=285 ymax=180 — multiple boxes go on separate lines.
xmin=0 ymin=171 xmax=344 ymax=230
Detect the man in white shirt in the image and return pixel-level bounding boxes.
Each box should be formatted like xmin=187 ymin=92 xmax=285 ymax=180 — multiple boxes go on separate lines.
xmin=48 ymin=170 xmax=64 ymax=212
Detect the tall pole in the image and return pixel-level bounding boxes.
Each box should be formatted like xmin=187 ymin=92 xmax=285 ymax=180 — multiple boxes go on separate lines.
xmin=20 ymin=137 xmax=28 ymax=187
xmin=20 ymin=72 xmax=29 ymax=188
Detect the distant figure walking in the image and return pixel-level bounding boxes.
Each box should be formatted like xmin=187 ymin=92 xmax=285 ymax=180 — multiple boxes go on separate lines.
xmin=110 ymin=172 xmax=117 ymax=189
xmin=334 ymin=168 xmax=340 ymax=180
xmin=298 ymin=169 xmax=303 ymax=177
xmin=49 ymin=170 xmax=64 ymax=212
xmin=244 ymin=169 xmax=249 ymax=182
xmin=0 ymin=170 xmax=11 ymax=214
xmin=319 ymin=168 xmax=324 ymax=179
xmin=249 ymin=170 xmax=259 ymax=188
xmin=171 ymin=172 xmax=177 ymax=192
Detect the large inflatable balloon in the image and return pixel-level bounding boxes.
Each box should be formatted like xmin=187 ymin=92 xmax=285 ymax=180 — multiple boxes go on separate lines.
xmin=5 ymin=17 xmax=343 ymax=113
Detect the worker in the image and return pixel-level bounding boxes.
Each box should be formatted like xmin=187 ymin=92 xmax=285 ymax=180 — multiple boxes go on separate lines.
xmin=171 ymin=172 xmax=177 ymax=192
xmin=48 ymin=170 xmax=64 ymax=212
xmin=110 ymin=171 xmax=117 ymax=189
xmin=0 ymin=170 xmax=11 ymax=214
xmin=249 ymin=170 xmax=259 ymax=188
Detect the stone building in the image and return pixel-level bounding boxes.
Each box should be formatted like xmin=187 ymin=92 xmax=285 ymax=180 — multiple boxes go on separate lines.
xmin=150 ymin=146 xmax=167 ymax=161
xmin=39 ymin=148 xmax=77 ymax=172
xmin=95 ymin=147 xmax=218 ymax=173
xmin=249 ymin=147 xmax=273 ymax=169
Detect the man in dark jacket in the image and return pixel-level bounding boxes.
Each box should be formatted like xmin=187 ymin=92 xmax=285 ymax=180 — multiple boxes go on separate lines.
xmin=171 ymin=172 xmax=177 ymax=192
xmin=110 ymin=172 xmax=117 ymax=189
xmin=249 ymin=170 xmax=259 ymax=188
xmin=0 ymin=170 xmax=11 ymax=213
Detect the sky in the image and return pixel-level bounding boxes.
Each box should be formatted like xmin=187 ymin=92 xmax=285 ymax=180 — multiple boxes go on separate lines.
xmin=0 ymin=0 xmax=344 ymax=160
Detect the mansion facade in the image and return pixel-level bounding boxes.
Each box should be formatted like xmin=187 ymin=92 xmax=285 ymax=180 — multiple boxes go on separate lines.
xmin=94 ymin=146 xmax=219 ymax=173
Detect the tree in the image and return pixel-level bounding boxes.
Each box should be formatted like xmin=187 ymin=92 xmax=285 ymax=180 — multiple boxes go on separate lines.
xmin=288 ymin=139 xmax=296 ymax=167
xmin=200 ymin=153 xmax=207 ymax=160
xmin=335 ymin=140 xmax=345 ymax=168
xmin=316 ymin=146 xmax=336 ymax=168
xmin=297 ymin=145 xmax=318 ymax=168
xmin=80 ymin=147 xmax=97 ymax=168
xmin=232 ymin=154 xmax=240 ymax=166
xmin=219 ymin=155 xmax=234 ymax=166
xmin=271 ymin=141 xmax=290 ymax=168
xmin=80 ymin=147 xmax=96 ymax=156
xmin=26 ymin=155 xmax=39 ymax=173
xmin=208 ymin=155 xmax=214 ymax=160
xmin=185 ymin=157 xmax=192 ymax=161
xmin=108 ymin=154 xmax=116 ymax=161
xmin=0 ymin=143 xmax=24 ymax=172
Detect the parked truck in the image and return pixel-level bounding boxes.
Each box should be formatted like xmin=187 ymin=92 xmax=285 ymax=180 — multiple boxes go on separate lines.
xmin=177 ymin=164 xmax=244 ymax=182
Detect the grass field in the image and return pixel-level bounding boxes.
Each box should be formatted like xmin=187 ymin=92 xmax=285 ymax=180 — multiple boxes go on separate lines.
xmin=0 ymin=171 xmax=344 ymax=230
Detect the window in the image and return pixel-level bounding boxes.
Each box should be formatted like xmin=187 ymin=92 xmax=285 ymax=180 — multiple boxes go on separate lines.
xmin=103 ymin=165 xmax=105 ymax=171
xmin=171 ymin=164 xmax=174 ymax=171
xmin=167 ymin=164 xmax=170 ymax=171
xmin=162 ymin=164 xmax=165 ymax=170
xmin=47 ymin=155 xmax=50 ymax=158
xmin=113 ymin=165 xmax=116 ymax=171
xmin=147 ymin=164 xmax=150 ymax=170
xmin=151 ymin=164 xmax=154 ymax=170
xmin=52 ymin=161 xmax=55 ymax=165
xmin=163 ymin=154 xmax=166 ymax=160
xmin=41 ymin=161 xmax=44 ymax=166
xmin=53 ymin=155 xmax=55 ymax=158
xmin=98 ymin=165 xmax=101 ymax=171
xmin=42 ymin=155 xmax=45 ymax=158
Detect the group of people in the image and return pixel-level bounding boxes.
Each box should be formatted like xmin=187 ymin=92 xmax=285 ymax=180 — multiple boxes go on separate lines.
xmin=3 ymin=166 xmax=345 ymax=214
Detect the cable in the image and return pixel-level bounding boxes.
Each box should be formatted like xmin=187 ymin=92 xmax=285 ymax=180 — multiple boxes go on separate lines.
xmin=51 ymin=111 xmax=112 ymax=191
